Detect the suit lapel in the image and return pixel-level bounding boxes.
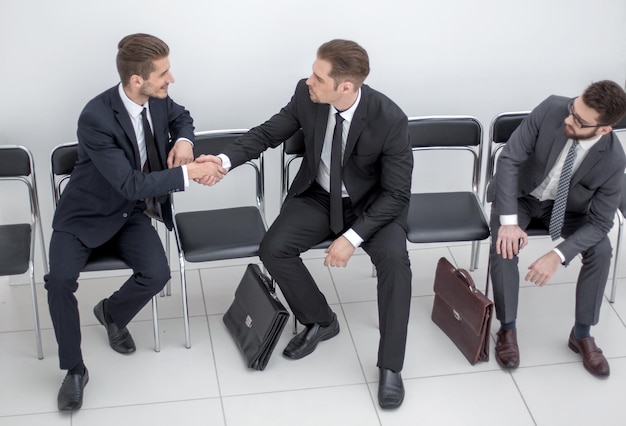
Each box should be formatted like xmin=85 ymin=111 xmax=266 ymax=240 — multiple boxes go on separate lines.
xmin=312 ymin=104 xmax=329 ymax=172
xmin=545 ymin=130 xmax=569 ymax=175
xmin=111 ymin=87 xmax=142 ymax=169
xmin=343 ymin=87 xmax=368 ymax=162
xmin=570 ymin=135 xmax=607 ymax=186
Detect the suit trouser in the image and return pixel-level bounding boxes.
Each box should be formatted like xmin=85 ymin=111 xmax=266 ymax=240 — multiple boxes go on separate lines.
xmin=259 ymin=183 xmax=412 ymax=372
xmin=489 ymin=196 xmax=612 ymax=326
xmin=45 ymin=204 xmax=170 ymax=370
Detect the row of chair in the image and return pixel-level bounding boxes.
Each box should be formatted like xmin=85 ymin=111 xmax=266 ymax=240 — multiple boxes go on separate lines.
xmin=2 ymin=113 xmax=625 ymax=360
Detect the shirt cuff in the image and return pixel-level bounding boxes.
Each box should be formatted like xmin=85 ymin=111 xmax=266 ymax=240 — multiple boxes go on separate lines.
xmin=552 ymin=248 xmax=565 ymax=263
xmin=342 ymin=228 xmax=364 ymax=248
xmin=499 ymin=214 xmax=518 ymax=226
xmin=181 ymin=164 xmax=189 ymax=189
xmin=217 ymin=154 xmax=231 ymax=171
xmin=175 ymin=137 xmax=194 ymax=147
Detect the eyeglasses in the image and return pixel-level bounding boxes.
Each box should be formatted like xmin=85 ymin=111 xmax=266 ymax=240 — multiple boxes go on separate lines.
xmin=567 ymin=98 xmax=605 ymax=129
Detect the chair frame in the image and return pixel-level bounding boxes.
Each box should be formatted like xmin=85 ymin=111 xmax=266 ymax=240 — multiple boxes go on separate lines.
xmin=50 ymin=142 xmax=163 ymax=352
xmin=172 ymin=129 xmax=267 ymax=348
xmin=0 ymin=145 xmax=48 ymax=359
xmin=406 ymin=115 xmax=490 ymax=271
xmin=608 ymin=117 xmax=626 ymax=302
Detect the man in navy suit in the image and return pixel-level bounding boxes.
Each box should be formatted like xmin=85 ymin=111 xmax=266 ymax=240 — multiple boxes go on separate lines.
xmin=46 ymin=33 xmax=226 ymax=411
xmin=199 ymin=39 xmax=413 ymax=408
xmin=487 ymin=80 xmax=626 ymax=377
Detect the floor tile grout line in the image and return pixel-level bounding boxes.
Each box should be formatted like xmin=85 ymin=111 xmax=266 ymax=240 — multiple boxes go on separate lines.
xmin=327 ymin=262 xmax=384 ymax=425
xmin=197 ymin=266 xmax=229 ymax=426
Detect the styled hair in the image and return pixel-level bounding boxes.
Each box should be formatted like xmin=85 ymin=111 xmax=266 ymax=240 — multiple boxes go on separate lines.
xmin=582 ymin=80 xmax=626 ymax=126
xmin=317 ymin=39 xmax=370 ymax=89
xmin=116 ymin=33 xmax=169 ymax=85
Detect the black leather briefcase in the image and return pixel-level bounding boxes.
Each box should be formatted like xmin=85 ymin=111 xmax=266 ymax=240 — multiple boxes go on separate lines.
xmin=223 ymin=264 xmax=290 ymax=370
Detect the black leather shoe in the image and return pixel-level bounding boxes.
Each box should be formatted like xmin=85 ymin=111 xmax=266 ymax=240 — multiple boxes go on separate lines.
xmin=283 ymin=313 xmax=339 ymax=359
xmin=378 ymin=368 xmax=404 ymax=409
xmin=94 ymin=299 xmax=136 ymax=354
xmin=58 ymin=368 xmax=89 ymax=411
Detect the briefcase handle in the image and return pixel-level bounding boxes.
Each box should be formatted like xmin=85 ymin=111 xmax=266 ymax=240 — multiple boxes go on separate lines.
xmin=454 ymin=268 xmax=480 ymax=294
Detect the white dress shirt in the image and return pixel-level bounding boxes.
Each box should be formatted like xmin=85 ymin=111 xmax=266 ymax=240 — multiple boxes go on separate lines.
xmin=117 ymin=83 xmax=191 ymax=186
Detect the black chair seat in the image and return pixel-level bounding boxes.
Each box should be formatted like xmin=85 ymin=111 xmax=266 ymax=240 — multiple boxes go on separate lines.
xmin=83 ymin=248 xmax=129 ymax=272
xmin=525 ymin=218 xmax=549 ymax=237
xmin=407 ymin=192 xmax=489 ymax=243
xmin=176 ymin=206 xmax=266 ymax=262
xmin=0 ymin=224 xmax=31 ymax=275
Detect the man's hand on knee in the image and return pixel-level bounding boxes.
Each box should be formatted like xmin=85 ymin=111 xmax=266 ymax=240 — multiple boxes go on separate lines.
xmin=324 ymin=236 xmax=356 ymax=268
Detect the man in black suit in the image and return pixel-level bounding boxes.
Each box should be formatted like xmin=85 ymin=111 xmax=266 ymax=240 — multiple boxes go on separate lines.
xmin=46 ymin=33 xmax=226 ymax=411
xmin=200 ymin=39 xmax=413 ymax=408
xmin=487 ymin=80 xmax=626 ymax=377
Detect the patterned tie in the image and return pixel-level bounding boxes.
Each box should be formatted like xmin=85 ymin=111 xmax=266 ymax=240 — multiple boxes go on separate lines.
xmin=330 ymin=113 xmax=345 ymax=234
xmin=549 ymin=140 xmax=579 ymax=240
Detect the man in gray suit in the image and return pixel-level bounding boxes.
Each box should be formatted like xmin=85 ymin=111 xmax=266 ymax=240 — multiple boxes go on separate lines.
xmin=487 ymin=80 xmax=626 ymax=377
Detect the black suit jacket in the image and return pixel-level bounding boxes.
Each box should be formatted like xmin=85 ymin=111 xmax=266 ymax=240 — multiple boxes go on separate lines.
xmin=53 ymin=85 xmax=195 ymax=248
xmin=487 ymin=95 xmax=626 ymax=262
xmin=222 ymin=79 xmax=413 ymax=241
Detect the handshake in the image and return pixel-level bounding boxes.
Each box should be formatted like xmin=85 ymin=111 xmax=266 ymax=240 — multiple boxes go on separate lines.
xmin=185 ymin=154 xmax=228 ymax=186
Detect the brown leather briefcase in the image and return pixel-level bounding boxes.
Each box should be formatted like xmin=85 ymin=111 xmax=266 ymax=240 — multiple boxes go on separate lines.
xmin=431 ymin=257 xmax=493 ymax=365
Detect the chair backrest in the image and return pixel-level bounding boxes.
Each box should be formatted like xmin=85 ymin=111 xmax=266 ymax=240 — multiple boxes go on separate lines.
xmin=407 ymin=116 xmax=484 ymax=195
xmin=50 ymin=142 xmax=79 ymax=207
xmin=281 ymin=129 xmax=305 ymax=203
xmin=0 ymin=145 xmax=47 ymax=275
xmin=483 ymin=112 xmax=530 ymax=200
xmin=189 ymin=130 xmax=265 ymax=216
xmin=49 ymin=142 xmax=131 ymax=271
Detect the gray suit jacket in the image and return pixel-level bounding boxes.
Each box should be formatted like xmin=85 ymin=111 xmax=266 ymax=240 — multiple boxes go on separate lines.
xmin=486 ymin=95 xmax=626 ymax=263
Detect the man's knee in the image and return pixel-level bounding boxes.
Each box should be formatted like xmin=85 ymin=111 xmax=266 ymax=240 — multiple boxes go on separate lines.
xmin=44 ymin=272 xmax=79 ymax=295
xmin=582 ymin=236 xmax=612 ymax=261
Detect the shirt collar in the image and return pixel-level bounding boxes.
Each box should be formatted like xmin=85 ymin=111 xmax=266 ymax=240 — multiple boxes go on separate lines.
xmin=118 ymin=83 xmax=148 ymax=118
xmin=331 ymin=88 xmax=361 ymax=122
xmin=577 ymin=133 xmax=603 ymax=153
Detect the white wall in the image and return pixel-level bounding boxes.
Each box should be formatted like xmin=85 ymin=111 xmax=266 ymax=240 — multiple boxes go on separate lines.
xmin=1 ymin=0 xmax=625 ymax=279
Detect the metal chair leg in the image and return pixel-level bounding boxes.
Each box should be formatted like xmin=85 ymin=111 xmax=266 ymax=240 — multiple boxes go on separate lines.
xmin=151 ymin=295 xmax=160 ymax=352
xmin=179 ymin=256 xmax=191 ymax=349
xmin=160 ymin=224 xmax=172 ymax=297
xmin=470 ymin=240 xmax=481 ymax=271
xmin=29 ymin=266 xmax=43 ymax=360
xmin=609 ymin=213 xmax=623 ymax=303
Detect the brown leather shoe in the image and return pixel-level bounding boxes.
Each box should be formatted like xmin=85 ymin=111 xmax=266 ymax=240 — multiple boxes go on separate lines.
xmin=568 ymin=330 xmax=610 ymax=377
xmin=495 ymin=329 xmax=520 ymax=369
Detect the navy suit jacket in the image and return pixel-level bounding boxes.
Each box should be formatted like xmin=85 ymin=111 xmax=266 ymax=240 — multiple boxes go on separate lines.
xmin=221 ymin=79 xmax=413 ymax=241
xmin=487 ymin=95 xmax=626 ymax=262
xmin=53 ymin=85 xmax=195 ymax=248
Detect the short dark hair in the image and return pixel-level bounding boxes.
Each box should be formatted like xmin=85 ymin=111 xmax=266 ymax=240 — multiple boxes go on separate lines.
xmin=317 ymin=39 xmax=370 ymax=89
xmin=116 ymin=33 xmax=169 ymax=85
xmin=582 ymin=80 xmax=626 ymax=126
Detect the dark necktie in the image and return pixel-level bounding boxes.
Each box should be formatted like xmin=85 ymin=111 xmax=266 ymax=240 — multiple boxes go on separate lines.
xmin=549 ymin=140 xmax=579 ymax=240
xmin=330 ymin=113 xmax=345 ymax=234
xmin=141 ymin=108 xmax=167 ymax=206
xmin=141 ymin=108 xmax=162 ymax=172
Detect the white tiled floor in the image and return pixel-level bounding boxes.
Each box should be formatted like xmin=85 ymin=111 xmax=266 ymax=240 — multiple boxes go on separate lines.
xmin=1 ymin=237 xmax=625 ymax=425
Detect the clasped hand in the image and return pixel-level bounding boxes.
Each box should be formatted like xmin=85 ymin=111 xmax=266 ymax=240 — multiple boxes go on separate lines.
xmin=187 ymin=154 xmax=227 ymax=186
